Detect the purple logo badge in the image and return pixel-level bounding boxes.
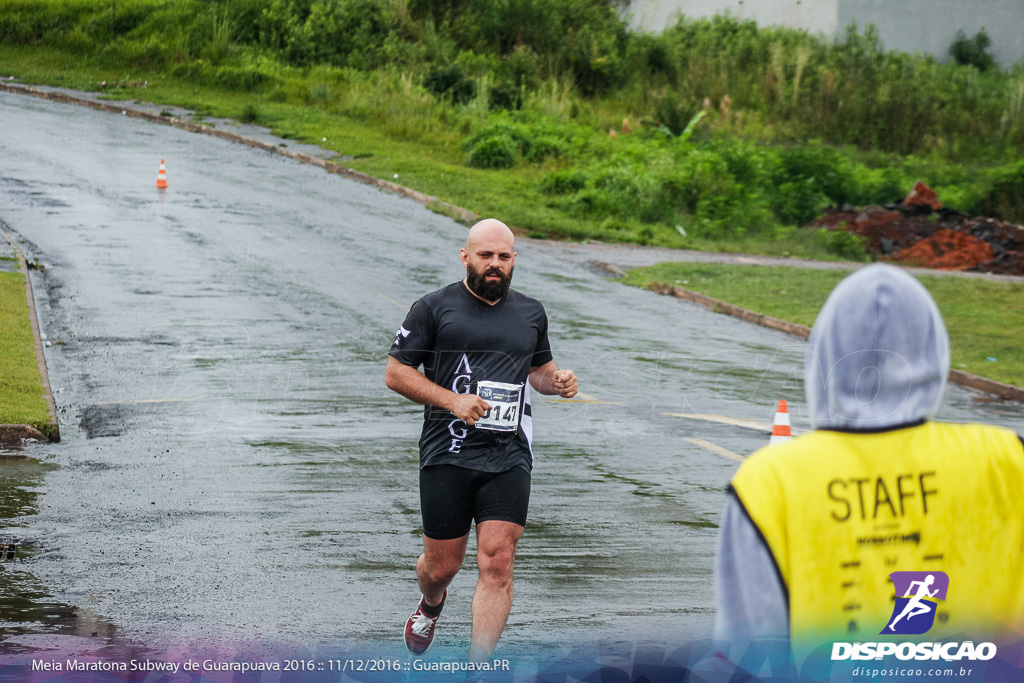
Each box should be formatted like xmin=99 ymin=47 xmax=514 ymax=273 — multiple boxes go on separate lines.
xmin=881 ymin=571 xmax=949 ymax=635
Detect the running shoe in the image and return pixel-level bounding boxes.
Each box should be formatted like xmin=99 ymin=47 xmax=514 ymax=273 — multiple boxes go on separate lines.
xmin=404 ymin=591 xmax=446 ymax=655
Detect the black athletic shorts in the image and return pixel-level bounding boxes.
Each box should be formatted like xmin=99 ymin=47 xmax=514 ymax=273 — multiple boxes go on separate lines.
xmin=419 ymin=464 xmax=531 ymax=540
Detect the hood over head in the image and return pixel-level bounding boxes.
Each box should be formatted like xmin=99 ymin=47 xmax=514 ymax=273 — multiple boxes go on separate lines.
xmin=805 ymin=264 xmax=949 ymax=430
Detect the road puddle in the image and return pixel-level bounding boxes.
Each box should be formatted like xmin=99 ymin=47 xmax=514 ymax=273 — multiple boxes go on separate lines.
xmin=0 ymin=453 xmax=138 ymax=663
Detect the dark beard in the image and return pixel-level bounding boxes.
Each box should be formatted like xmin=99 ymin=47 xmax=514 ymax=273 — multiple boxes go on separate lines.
xmin=466 ymin=264 xmax=513 ymax=302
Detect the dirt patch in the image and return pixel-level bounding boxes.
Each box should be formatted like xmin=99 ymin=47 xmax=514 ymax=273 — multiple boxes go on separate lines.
xmin=79 ymin=404 xmax=136 ymax=439
xmin=810 ymin=182 xmax=1024 ymax=275
xmin=893 ymin=229 xmax=995 ymax=270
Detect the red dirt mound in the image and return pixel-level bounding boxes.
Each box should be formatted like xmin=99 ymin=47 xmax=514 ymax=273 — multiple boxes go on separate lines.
xmin=891 ymin=229 xmax=994 ymax=270
xmin=809 ymin=181 xmax=1024 ymax=275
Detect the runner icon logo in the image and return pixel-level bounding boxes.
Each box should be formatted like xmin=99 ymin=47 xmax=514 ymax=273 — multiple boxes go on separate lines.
xmin=882 ymin=571 xmax=949 ymax=635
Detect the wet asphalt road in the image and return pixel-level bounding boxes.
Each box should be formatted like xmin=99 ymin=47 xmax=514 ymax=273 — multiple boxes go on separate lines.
xmin=1 ymin=90 xmax=1024 ymax=669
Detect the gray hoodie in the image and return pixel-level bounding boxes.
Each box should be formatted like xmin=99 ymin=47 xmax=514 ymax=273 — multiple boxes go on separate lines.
xmin=713 ymin=264 xmax=951 ymax=647
xmin=805 ymin=263 xmax=949 ymax=430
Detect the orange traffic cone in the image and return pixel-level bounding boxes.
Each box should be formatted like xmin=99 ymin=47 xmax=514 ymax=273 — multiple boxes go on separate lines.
xmin=769 ymin=399 xmax=792 ymax=446
xmin=156 ymin=159 xmax=168 ymax=189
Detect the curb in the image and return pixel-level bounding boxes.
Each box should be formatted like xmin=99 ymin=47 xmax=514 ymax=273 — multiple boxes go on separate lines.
xmin=650 ymin=281 xmax=813 ymax=339
xmin=0 ymin=81 xmax=479 ymax=225
xmin=640 ymin=278 xmax=1024 ymax=403
xmin=0 ymin=228 xmax=61 ymax=445
xmin=946 ymin=369 xmax=1024 ymax=402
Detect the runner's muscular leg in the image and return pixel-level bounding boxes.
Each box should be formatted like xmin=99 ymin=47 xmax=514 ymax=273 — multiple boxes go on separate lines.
xmin=469 ymin=520 xmax=523 ymax=662
xmin=417 ymin=533 xmax=469 ymax=607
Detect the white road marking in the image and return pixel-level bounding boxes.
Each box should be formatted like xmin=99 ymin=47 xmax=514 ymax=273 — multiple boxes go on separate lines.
xmin=683 ymin=437 xmax=745 ymax=463
xmin=663 ymin=411 xmax=806 ymax=435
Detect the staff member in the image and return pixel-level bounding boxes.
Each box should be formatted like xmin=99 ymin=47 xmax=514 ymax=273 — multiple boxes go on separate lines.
xmin=715 ymin=264 xmax=1024 ymax=664
xmin=386 ymin=218 xmax=577 ymax=661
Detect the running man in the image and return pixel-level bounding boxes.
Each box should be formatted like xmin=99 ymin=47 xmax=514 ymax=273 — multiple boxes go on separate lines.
xmin=385 ymin=218 xmax=578 ymax=661
xmin=887 ymin=575 xmax=938 ymax=632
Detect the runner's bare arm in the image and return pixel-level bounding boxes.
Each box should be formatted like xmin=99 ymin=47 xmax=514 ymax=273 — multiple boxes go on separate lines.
xmin=529 ymin=360 xmax=577 ymax=398
xmin=385 ymin=356 xmax=492 ymax=426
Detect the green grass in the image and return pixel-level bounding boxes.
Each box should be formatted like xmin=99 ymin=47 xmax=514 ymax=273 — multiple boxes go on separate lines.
xmin=0 ymin=44 xmax=1005 ymax=261
xmin=621 ymin=263 xmax=1024 ymax=387
xmin=0 ymin=272 xmax=53 ymax=432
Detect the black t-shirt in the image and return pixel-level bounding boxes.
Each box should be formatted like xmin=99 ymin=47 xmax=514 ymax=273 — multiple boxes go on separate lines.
xmin=389 ymin=282 xmax=554 ymax=472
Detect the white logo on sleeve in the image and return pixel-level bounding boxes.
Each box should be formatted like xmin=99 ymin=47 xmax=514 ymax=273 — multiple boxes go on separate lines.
xmin=392 ymin=325 xmax=411 ymax=347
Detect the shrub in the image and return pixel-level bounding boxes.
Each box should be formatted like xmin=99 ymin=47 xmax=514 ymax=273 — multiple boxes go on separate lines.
xmin=489 ymin=83 xmax=523 ymax=111
xmin=523 ymin=135 xmax=566 ymax=162
xmin=463 ymin=118 xmax=578 ymax=164
xmin=539 ymin=169 xmax=588 ymax=195
xmin=466 ymin=135 xmax=518 ymax=169
xmin=816 ymin=228 xmax=871 ymax=261
xmin=590 ymin=162 xmax=668 ymax=221
xmin=771 ymin=179 xmax=830 ymax=226
xmin=423 ymin=63 xmax=476 ymax=104
xmin=497 ymin=45 xmax=541 ymax=92
xmin=563 ymin=22 xmax=624 ymax=96
xmin=464 ymin=122 xmax=529 ymax=152
xmin=976 ymin=162 xmax=1024 ymax=223
xmin=255 ymin=0 xmax=393 ymax=68
xmin=769 ymin=142 xmax=857 ymax=222
xmin=653 ymin=90 xmax=701 ymax=137
xmin=239 ymin=103 xmax=261 ymax=123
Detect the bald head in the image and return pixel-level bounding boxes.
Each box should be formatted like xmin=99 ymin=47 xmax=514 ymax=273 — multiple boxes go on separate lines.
xmin=466 ymin=218 xmax=515 ymax=251
xmin=461 ymin=218 xmax=517 ymax=303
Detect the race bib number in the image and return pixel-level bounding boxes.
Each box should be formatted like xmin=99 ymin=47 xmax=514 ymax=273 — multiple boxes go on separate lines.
xmin=474 ymin=381 xmax=523 ymax=432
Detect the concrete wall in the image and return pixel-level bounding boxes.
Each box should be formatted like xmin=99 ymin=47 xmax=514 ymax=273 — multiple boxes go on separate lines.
xmin=625 ymin=0 xmax=838 ymax=36
xmin=839 ymin=0 xmax=1024 ymax=67
xmin=623 ymin=0 xmax=1024 ymax=67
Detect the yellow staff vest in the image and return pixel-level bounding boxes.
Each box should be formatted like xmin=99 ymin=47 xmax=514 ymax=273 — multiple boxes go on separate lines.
xmin=731 ymin=421 xmax=1024 ymax=654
